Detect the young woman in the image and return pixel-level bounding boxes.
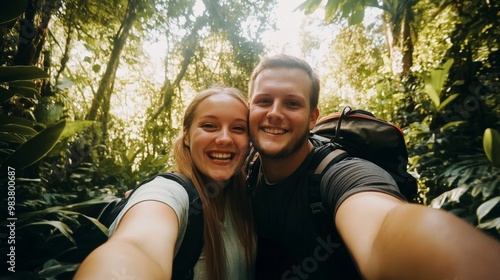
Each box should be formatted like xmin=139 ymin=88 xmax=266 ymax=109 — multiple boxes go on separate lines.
xmin=74 ymin=87 xmax=255 ymax=279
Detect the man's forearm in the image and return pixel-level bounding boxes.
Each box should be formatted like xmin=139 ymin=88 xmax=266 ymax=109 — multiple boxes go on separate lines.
xmin=371 ymin=204 xmax=500 ymax=280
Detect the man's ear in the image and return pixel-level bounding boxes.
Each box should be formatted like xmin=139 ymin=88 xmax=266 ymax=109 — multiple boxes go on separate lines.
xmin=309 ymin=108 xmax=320 ymax=130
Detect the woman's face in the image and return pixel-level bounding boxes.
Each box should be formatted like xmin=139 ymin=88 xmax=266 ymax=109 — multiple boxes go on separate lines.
xmin=185 ymin=93 xmax=249 ymax=183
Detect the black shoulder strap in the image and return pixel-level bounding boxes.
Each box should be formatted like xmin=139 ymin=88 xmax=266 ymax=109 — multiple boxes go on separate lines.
xmin=245 ymin=146 xmax=260 ymax=191
xmin=307 ymin=143 xmax=349 ymax=215
xmin=246 ymin=139 xmax=350 ymax=216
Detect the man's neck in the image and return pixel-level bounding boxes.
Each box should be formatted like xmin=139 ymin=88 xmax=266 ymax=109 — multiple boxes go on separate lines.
xmin=260 ymin=140 xmax=314 ymax=184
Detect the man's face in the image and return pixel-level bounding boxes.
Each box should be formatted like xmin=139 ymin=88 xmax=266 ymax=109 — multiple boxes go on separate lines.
xmin=248 ymin=67 xmax=318 ymax=159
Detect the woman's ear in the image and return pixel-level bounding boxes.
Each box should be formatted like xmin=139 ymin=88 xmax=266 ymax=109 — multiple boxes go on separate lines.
xmin=183 ymin=129 xmax=189 ymax=147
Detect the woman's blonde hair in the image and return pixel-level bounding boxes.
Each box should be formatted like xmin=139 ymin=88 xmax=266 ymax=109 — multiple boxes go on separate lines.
xmin=172 ymin=86 xmax=254 ymax=279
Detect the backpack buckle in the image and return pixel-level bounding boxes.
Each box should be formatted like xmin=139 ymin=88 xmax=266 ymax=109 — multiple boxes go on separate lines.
xmin=310 ymin=202 xmax=324 ymax=215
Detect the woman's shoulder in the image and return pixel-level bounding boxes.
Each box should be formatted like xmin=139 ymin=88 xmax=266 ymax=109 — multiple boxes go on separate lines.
xmin=131 ymin=175 xmax=192 ymax=207
xmin=108 ymin=174 xmax=192 ymax=235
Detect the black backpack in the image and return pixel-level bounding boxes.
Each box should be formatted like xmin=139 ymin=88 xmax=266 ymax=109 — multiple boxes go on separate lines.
xmin=247 ymin=106 xmax=418 ymax=214
xmin=96 ymin=172 xmax=204 ymax=280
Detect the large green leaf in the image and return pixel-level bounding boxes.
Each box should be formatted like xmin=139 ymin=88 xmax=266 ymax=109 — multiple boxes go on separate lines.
xmin=59 ymin=120 xmax=95 ymax=140
xmin=5 ymin=81 xmax=39 ymax=99
xmin=2 ymin=120 xmax=66 ymax=169
xmin=421 ymin=59 xmax=455 ymax=109
xmin=423 ymin=83 xmax=440 ymax=108
xmin=483 ymin=128 xmax=500 ymax=167
xmin=9 ymin=85 xmax=40 ymax=99
xmin=440 ymin=120 xmax=465 ymax=132
xmin=349 ymin=6 xmax=364 ymax=25
xmin=0 ymin=124 xmax=38 ymax=136
xmin=430 ymin=186 xmax=469 ymax=208
xmin=45 ymin=121 xmax=96 ymax=157
xmin=477 ymin=217 xmax=500 ymax=231
xmin=477 ymin=196 xmax=500 ymax=222
xmin=0 ymin=66 xmax=49 ymax=83
xmin=9 ymin=80 xmax=37 ymax=88
xmin=38 ymin=261 xmax=80 ymax=278
xmin=0 ymin=0 xmax=27 ymax=24
xmin=325 ymin=0 xmax=341 ymax=22
xmin=60 ymin=210 xmax=109 ymax=234
xmin=18 ymin=220 xmax=76 ymax=245
xmin=437 ymin=93 xmax=459 ymax=112
xmin=0 ymin=114 xmax=39 ymax=127
xmin=0 ymin=132 xmax=27 ymax=143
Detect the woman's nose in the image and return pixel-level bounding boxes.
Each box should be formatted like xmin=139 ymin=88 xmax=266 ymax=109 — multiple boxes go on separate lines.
xmin=215 ymin=128 xmax=233 ymax=145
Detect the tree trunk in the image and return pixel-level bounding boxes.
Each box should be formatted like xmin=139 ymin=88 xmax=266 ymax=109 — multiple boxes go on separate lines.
xmin=85 ymin=0 xmax=139 ymax=121
xmin=149 ymin=15 xmax=208 ymax=121
xmin=400 ymin=4 xmax=414 ymax=76
xmin=383 ymin=0 xmax=415 ymax=76
xmin=14 ymin=0 xmax=59 ymax=66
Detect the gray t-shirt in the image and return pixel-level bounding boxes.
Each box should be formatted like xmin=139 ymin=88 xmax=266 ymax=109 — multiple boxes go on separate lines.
xmin=320 ymin=157 xmax=406 ymax=215
xmin=108 ymin=176 xmax=252 ymax=279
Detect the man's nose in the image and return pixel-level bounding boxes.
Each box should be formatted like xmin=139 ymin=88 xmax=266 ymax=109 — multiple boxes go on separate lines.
xmin=267 ymin=102 xmax=284 ymax=120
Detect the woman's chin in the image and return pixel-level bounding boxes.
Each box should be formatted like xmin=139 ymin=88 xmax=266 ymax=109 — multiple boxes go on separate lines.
xmin=205 ymin=171 xmax=234 ymax=184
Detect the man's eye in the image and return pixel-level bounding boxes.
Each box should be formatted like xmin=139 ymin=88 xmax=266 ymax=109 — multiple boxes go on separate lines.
xmin=256 ymin=99 xmax=272 ymax=105
xmin=286 ymin=101 xmax=300 ymax=108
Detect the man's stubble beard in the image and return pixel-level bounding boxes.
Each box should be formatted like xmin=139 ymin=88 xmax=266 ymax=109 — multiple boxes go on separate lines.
xmin=250 ymin=126 xmax=310 ymax=159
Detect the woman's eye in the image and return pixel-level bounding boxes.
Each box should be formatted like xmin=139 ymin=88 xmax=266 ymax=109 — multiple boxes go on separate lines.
xmin=201 ymin=123 xmax=217 ymax=129
xmin=233 ymin=125 xmax=247 ymax=133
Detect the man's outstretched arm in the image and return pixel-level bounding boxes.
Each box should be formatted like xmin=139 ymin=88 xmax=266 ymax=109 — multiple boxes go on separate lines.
xmin=336 ymin=191 xmax=500 ymax=280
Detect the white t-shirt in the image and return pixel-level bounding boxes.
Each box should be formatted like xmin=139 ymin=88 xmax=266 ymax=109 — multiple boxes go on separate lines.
xmin=108 ymin=176 xmax=252 ymax=279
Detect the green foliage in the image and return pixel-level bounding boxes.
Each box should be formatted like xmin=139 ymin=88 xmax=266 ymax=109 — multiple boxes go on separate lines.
xmin=2 ymin=120 xmax=66 ymax=169
xmin=430 ymin=155 xmax=500 ymax=237
xmin=0 ymin=66 xmax=50 ymax=83
xmin=297 ymin=0 xmax=375 ymax=25
xmin=420 ymin=58 xmax=460 ymax=111
xmin=0 ymin=66 xmax=48 ymax=101
xmin=0 ymin=65 xmax=93 ymax=169
xmin=0 ymin=66 xmax=95 ymax=169
xmin=483 ymin=128 xmax=500 ymax=167
xmin=3 ymin=196 xmax=114 ymax=278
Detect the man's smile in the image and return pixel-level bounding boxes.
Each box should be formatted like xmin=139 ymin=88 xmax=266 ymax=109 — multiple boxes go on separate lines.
xmin=262 ymin=127 xmax=287 ymax=135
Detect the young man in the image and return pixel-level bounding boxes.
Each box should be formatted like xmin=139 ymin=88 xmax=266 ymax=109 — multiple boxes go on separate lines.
xmin=247 ymin=54 xmax=500 ymax=279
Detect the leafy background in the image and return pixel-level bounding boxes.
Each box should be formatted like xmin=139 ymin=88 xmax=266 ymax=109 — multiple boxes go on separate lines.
xmin=0 ymin=0 xmax=499 ymax=279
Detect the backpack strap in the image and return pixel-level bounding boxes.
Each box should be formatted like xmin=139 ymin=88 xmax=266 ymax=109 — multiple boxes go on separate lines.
xmin=246 ymin=138 xmax=350 ymax=216
xmin=245 ymin=146 xmax=260 ymax=192
xmin=307 ymin=142 xmax=350 ymax=215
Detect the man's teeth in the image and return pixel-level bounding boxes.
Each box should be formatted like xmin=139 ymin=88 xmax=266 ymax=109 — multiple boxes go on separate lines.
xmin=264 ymin=128 xmax=285 ymax=134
